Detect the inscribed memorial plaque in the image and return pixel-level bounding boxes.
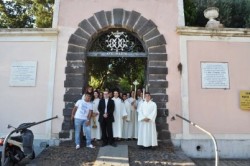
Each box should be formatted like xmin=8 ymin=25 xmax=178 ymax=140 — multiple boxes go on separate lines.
xmin=240 ymin=91 xmax=250 ymax=110
xmin=9 ymin=61 xmax=37 ymax=86
xmin=201 ymin=62 xmax=229 ymax=89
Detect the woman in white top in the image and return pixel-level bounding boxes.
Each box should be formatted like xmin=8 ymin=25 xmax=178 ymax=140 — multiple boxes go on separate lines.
xmin=91 ymin=90 xmax=101 ymax=140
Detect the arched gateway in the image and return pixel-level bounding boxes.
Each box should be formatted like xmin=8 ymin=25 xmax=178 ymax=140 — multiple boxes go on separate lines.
xmin=60 ymin=9 xmax=169 ymax=140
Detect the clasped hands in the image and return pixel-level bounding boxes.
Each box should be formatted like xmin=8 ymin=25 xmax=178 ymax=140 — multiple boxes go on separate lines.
xmin=143 ymin=118 xmax=150 ymax=122
xmin=103 ymin=113 xmax=108 ymax=118
xmin=123 ymin=115 xmax=129 ymax=122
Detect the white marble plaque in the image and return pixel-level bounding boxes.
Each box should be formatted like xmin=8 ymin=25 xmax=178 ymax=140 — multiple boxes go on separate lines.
xmin=201 ymin=62 xmax=230 ymax=89
xmin=9 ymin=61 xmax=37 ymax=86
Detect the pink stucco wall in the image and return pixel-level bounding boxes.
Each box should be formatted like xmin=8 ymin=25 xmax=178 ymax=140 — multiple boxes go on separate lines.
xmin=187 ymin=41 xmax=250 ymax=134
xmin=55 ymin=0 xmax=183 ymax=134
xmin=0 ymin=40 xmax=56 ymax=138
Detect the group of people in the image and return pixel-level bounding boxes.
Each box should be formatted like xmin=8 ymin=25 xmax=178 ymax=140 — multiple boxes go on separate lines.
xmin=71 ymin=86 xmax=158 ymax=149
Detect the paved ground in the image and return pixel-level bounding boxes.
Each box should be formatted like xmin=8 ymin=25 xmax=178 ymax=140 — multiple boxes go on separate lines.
xmin=192 ymin=158 xmax=250 ymax=166
xmin=28 ymin=139 xmax=250 ymax=166
xmin=94 ymin=145 xmax=129 ymax=166
xmin=29 ymin=140 xmax=195 ymax=166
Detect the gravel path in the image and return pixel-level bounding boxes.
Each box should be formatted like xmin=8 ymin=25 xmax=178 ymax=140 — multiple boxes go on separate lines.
xmin=29 ymin=139 xmax=195 ymax=166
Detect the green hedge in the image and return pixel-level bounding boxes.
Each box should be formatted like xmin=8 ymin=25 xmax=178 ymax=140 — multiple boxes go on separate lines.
xmin=184 ymin=0 xmax=250 ymax=28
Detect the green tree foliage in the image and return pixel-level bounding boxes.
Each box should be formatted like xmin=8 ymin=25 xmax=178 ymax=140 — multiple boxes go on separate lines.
xmin=32 ymin=0 xmax=54 ymax=28
xmin=0 ymin=0 xmax=33 ymax=28
xmin=87 ymin=57 xmax=146 ymax=92
xmin=184 ymin=0 xmax=198 ymax=26
xmin=184 ymin=0 xmax=250 ymax=28
xmin=0 ymin=0 xmax=54 ymax=28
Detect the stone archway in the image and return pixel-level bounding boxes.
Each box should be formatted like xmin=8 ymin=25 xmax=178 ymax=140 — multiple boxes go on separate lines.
xmin=60 ymin=9 xmax=169 ymax=140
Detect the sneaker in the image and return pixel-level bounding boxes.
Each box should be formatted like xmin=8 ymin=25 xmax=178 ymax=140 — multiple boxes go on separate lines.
xmin=76 ymin=145 xmax=80 ymax=150
xmin=87 ymin=144 xmax=95 ymax=148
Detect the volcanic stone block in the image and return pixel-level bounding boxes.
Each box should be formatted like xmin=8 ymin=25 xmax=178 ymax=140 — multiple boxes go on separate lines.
xmin=123 ymin=10 xmax=131 ymax=25
xmin=126 ymin=10 xmax=141 ymax=30
xmin=148 ymin=54 xmax=168 ymax=61
xmin=151 ymin=94 xmax=168 ymax=102
xmin=157 ymin=108 xmax=168 ymax=117
xmin=65 ymin=88 xmax=83 ymax=95
xmin=74 ymin=28 xmax=90 ymax=40
xmin=66 ymin=75 xmax=84 ymax=82
xmin=138 ymin=20 xmax=157 ymax=37
xmin=65 ymin=66 xmax=85 ymax=74
xmin=113 ymin=8 xmax=124 ymax=27
xmin=64 ymin=78 xmax=85 ymax=87
xmin=148 ymin=88 xmax=166 ymax=94
xmin=68 ymin=34 xmax=87 ymax=47
xmin=155 ymin=102 xmax=167 ymax=109
xmin=143 ymin=28 xmax=160 ymax=41
xmin=158 ymin=130 xmax=171 ymax=140
xmin=148 ymin=74 xmax=166 ymax=80
xmin=146 ymin=35 xmax=166 ymax=48
xmin=64 ymin=94 xmax=82 ymax=102
xmin=66 ymin=53 xmax=86 ymax=61
xmin=149 ymin=61 xmax=166 ymax=67
xmin=94 ymin=10 xmax=108 ymax=28
xmin=105 ymin=11 xmax=112 ymax=25
xmin=156 ymin=123 xmax=169 ymax=132
xmin=149 ymin=80 xmax=168 ymax=88
xmin=134 ymin=16 xmax=147 ymax=34
xmin=62 ymin=121 xmax=71 ymax=130
xmin=63 ymin=109 xmax=72 ymax=116
xmin=67 ymin=45 xmax=86 ymax=53
xmin=155 ymin=116 xmax=167 ymax=124
xmin=78 ymin=19 xmax=96 ymax=36
xmin=88 ymin=16 xmax=101 ymax=31
xmin=59 ymin=131 xmax=70 ymax=138
xmin=65 ymin=102 xmax=75 ymax=109
xmin=148 ymin=45 xmax=166 ymax=54
xmin=148 ymin=67 xmax=168 ymax=74
xmin=67 ymin=61 xmax=84 ymax=67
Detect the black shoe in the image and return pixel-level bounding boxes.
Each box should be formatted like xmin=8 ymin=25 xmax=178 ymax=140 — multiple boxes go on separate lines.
xmin=138 ymin=146 xmax=145 ymax=149
xmin=101 ymin=143 xmax=108 ymax=147
xmin=110 ymin=143 xmax=117 ymax=147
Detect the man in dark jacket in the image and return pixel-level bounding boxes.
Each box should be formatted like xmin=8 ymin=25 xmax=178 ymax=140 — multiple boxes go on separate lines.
xmin=98 ymin=90 xmax=116 ymax=147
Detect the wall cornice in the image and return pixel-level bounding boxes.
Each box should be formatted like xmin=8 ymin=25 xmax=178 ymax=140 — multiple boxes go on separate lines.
xmin=176 ymin=26 xmax=250 ymax=37
xmin=0 ymin=28 xmax=58 ymax=36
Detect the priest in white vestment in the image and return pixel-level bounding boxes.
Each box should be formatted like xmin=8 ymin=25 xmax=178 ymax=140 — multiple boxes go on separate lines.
xmin=112 ymin=90 xmax=127 ymax=138
xmin=137 ymin=92 xmax=158 ymax=147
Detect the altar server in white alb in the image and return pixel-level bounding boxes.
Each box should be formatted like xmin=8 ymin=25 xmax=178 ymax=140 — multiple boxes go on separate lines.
xmin=112 ymin=90 xmax=127 ymax=139
xmin=137 ymin=92 xmax=158 ymax=147
xmin=121 ymin=93 xmax=132 ymax=139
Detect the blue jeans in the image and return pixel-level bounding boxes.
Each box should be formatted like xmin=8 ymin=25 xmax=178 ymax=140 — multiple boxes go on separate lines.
xmin=74 ymin=118 xmax=91 ymax=146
